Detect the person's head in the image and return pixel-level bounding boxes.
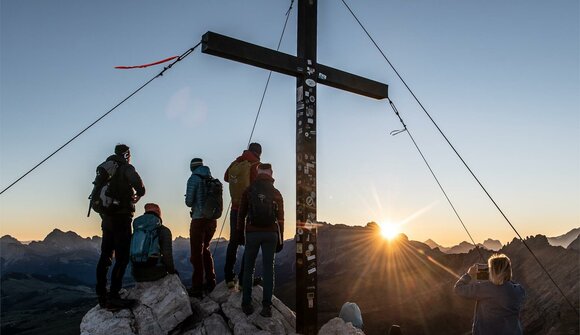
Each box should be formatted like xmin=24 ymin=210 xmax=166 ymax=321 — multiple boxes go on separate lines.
xmin=115 ymin=144 xmax=131 ymax=163
xmin=339 ymin=302 xmax=363 ymax=329
xmin=488 ymin=253 xmax=512 ymax=285
xmin=144 ymin=203 xmax=162 ymax=221
xmin=248 ymin=142 xmax=262 ymax=159
xmin=257 ymin=163 xmax=273 ymax=177
xmin=190 ymin=158 xmax=203 ymax=172
xmin=388 ymin=325 xmax=402 ymax=335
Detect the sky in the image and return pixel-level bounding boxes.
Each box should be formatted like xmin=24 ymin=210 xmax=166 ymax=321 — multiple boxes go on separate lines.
xmin=1 ymin=0 xmax=578 ymax=246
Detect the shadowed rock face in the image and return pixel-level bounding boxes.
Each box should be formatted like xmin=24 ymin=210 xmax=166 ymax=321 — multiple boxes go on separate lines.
xmin=79 ymin=274 xmax=359 ymax=335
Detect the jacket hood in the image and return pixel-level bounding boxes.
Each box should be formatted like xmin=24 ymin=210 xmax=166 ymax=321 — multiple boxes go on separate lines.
xmin=255 ymin=173 xmax=275 ymax=183
xmin=236 ymin=150 xmax=260 ymax=163
xmin=191 ymin=165 xmax=211 ymax=176
xmin=107 ymin=154 xmax=128 ymax=165
xmin=144 ymin=212 xmax=163 ymax=224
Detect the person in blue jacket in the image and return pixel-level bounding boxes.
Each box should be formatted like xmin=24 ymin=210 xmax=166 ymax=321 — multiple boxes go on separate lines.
xmin=185 ymin=158 xmax=216 ymax=298
xmin=454 ymin=253 xmax=526 ymax=335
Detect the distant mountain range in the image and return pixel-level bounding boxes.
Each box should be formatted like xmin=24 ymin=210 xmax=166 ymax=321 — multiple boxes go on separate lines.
xmin=423 ymin=228 xmax=580 ymax=254
xmin=1 ymin=225 xmax=578 ymax=335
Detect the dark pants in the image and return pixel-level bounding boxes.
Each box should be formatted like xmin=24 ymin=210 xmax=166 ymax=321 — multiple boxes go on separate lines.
xmin=224 ymin=208 xmax=245 ymax=282
xmin=242 ymin=231 xmax=277 ymax=306
xmin=190 ymin=218 xmax=217 ymax=290
xmin=96 ymin=214 xmax=132 ymax=297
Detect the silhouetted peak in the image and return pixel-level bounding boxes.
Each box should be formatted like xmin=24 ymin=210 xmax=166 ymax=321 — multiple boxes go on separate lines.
xmin=366 ymin=221 xmax=380 ymax=231
xmin=0 ymin=235 xmax=21 ymax=245
xmin=424 ymin=239 xmax=440 ymax=248
xmin=567 ymin=235 xmax=580 ymax=251
xmin=458 ymin=241 xmax=473 ymax=247
xmin=44 ymin=229 xmax=83 ymax=243
xmin=526 ymin=234 xmax=550 ymax=247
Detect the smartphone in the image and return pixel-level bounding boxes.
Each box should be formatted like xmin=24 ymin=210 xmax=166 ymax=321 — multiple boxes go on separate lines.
xmin=476 ymin=263 xmax=489 ymax=280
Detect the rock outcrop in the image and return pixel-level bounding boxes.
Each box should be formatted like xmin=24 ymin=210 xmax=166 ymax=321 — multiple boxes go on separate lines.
xmin=318 ymin=318 xmax=364 ymax=335
xmin=81 ymin=274 xmax=191 ymax=335
xmin=80 ymin=274 xmax=357 ymax=334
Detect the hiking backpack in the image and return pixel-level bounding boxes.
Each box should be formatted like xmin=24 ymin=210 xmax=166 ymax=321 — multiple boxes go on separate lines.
xmin=196 ymin=175 xmax=223 ymax=220
xmin=88 ymin=160 xmax=121 ymax=216
xmin=227 ymin=160 xmax=258 ymax=205
xmin=248 ymin=181 xmax=278 ymax=227
xmin=130 ymin=215 xmax=161 ymax=264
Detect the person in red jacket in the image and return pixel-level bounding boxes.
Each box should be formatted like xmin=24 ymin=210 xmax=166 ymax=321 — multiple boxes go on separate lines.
xmin=237 ymin=163 xmax=284 ymax=317
xmin=223 ymin=143 xmax=261 ymax=288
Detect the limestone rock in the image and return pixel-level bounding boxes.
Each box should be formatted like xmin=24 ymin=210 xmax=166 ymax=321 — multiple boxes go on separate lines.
xmin=318 ymin=317 xmax=365 ymax=335
xmin=80 ymin=274 xmax=191 ymax=335
xmin=80 ymin=308 xmax=136 ymax=335
xmin=126 ymin=274 xmax=192 ymax=334
xmin=80 ymin=276 xmax=358 ymax=335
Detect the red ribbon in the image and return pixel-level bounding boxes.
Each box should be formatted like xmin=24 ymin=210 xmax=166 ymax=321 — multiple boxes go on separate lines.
xmin=115 ymin=56 xmax=178 ymax=69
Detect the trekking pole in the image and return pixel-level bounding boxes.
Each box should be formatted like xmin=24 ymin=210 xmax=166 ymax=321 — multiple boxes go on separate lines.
xmin=87 ymin=197 xmax=92 ymax=217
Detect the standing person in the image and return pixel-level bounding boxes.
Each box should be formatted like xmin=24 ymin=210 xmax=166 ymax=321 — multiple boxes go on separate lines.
xmin=223 ymin=142 xmax=262 ymax=288
xmin=96 ymin=144 xmax=145 ymax=309
xmin=454 ymin=253 xmax=526 ymax=335
xmin=237 ymin=163 xmax=284 ymax=317
xmin=130 ymin=203 xmax=177 ymax=282
xmin=186 ymin=158 xmax=217 ymax=298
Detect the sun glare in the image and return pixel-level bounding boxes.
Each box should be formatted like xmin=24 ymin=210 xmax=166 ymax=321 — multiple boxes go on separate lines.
xmin=379 ymin=222 xmax=400 ymax=240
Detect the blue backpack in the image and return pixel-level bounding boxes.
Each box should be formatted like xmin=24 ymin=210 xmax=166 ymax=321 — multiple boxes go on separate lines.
xmin=130 ymin=214 xmax=161 ymax=264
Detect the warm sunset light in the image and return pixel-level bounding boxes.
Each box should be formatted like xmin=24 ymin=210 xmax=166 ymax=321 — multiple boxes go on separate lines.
xmin=380 ymin=222 xmax=401 ymax=240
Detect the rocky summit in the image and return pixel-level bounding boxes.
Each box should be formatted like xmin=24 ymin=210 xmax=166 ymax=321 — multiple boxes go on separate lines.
xmin=80 ymin=274 xmax=362 ymax=335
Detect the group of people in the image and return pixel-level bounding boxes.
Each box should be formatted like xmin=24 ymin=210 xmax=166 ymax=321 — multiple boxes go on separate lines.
xmin=94 ymin=143 xmax=526 ymax=331
xmin=95 ymin=142 xmax=284 ymax=318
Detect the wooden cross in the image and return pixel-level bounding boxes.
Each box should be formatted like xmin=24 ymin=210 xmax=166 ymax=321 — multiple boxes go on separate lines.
xmin=202 ymin=1 xmax=388 ymax=333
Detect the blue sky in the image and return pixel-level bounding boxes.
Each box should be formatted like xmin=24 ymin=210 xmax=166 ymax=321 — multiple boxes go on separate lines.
xmin=1 ymin=0 xmax=578 ymax=245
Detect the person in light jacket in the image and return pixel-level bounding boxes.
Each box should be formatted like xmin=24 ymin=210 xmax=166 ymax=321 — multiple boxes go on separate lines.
xmin=454 ymin=253 xmax=525 ymax=335
xmin=185 ymin=158 xmax=217 ymax=298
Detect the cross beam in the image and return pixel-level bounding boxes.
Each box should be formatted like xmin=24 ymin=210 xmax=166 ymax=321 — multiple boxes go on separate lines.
xmin=202 ymin=32 xmax=388 ymax=99
xmin=202 ymin=1 xmax=387 ymax=333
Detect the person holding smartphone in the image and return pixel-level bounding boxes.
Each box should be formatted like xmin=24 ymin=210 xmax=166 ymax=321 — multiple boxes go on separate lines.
xmin=454 ymin=254 xmax=526 ymax=335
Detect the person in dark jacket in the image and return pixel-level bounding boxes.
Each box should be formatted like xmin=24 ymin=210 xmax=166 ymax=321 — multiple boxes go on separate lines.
xmin=237 ymin=163 xmax=284 ymax=317
xmin=96 ymin=144 xmax=145 ymax=309
xmin=131 ymin=203 xmax=176 ymax=282
xmin=454 ymin=253 xmax=525 ymax=335
xmin=223 ymin=143 xmax=261 ymax=289
xmin=185 ymin=158 xmax=216 ymax=298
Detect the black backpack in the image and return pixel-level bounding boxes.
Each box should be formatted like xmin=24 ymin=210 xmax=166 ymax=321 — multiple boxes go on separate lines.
xmin=196 ymin=175 xmax=223 ymax=220
xmin=88 ymin=160 xmax=123 ymax=216
xmin=248 ymin=181 xmax=278 ymax=227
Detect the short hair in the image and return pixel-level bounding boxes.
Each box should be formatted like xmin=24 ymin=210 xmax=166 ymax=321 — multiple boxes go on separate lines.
xmin=488 ymin=253 xmax=512 ymax=285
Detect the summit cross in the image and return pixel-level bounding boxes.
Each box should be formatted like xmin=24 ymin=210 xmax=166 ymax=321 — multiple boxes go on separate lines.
xmin=202 ymin=1 xmax=388 ymax=333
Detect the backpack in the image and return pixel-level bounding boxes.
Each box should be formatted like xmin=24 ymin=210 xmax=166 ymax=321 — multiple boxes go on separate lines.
xmin=248 ymin=181 xmax=278 ymax=227
xmin=88 ymin=160 xmax=121 ymax=216
xmin=130 ymin=215 xmax=161 ymax=264
xmin=227 ymin=160 xmax=258 ymax=205
xmin=196 ymin=175 xmax=223 ymax=220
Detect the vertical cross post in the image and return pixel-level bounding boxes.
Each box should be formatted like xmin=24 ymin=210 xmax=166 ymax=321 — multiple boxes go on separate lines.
xmin=295 ymin=0 xmax=318 ymax=333
xmin=201 ymin=1 xmax=387 ymax=331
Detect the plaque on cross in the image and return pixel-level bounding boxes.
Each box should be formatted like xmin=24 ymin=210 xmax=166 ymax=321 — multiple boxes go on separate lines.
xmin=202 ymin=0 xmax=388 ymax=333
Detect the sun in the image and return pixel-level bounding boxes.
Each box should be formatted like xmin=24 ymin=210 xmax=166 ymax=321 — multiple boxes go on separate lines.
xmin=379 ymin=222 xmax=400 ymax=241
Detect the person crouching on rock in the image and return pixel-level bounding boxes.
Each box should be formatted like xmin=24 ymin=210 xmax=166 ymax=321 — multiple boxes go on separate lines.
xmin=237 ymin=163 xmax=284 ymax=317
xmin=130 ymin=203 xmax=177 ymax=282
xmin=454 ymin=253 xmax=526 ymax=335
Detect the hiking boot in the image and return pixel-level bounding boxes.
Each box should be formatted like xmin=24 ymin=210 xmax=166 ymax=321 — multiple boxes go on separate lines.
xmin=188 ymin=287 xmax=203 ymax=299
xmin=242 ymin=304 xmax=254 ymax=316
xmin=98 ymin=295 xmax=107 ymax=308
xmin=260 ymin=304 xmax=272 ymax=318
xmin=205 ymin=282 xmax=216 ymax=294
